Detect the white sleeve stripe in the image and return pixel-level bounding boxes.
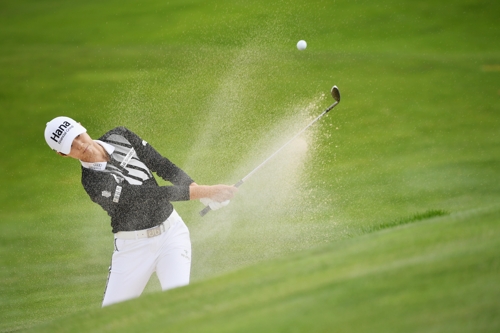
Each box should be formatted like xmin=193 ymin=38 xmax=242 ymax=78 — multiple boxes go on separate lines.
xmin=126 ymin=168 xmax=150 ymax=181
xmin=107 ymin=134 xmax=132 ymax=147
xmin=112 ymin=145 xmax=132 ymax=155
xmin=122 ymin=176 xmax=142 ymax=185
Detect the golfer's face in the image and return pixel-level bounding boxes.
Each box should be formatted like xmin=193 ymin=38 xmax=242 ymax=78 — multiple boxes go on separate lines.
xmin=67 ymin=132 xmax=95 ymax=160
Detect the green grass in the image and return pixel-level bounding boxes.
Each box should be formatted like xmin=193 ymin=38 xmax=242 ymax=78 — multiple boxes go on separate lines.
xmin=362 ymin=209 xmax=449 ymax=233
xmin=0 ymin=0 xmax=499 ymax=332
xmin=26 ymin=207 xmax=500 ymax=333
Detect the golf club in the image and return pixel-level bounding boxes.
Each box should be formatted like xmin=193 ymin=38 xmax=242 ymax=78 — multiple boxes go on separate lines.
xmin=200 ymin=85 xmax=341 ymax=217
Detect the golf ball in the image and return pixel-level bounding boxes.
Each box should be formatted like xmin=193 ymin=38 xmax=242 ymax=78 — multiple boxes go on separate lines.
xmin=297 ymin=40 xmax=307 ymax=50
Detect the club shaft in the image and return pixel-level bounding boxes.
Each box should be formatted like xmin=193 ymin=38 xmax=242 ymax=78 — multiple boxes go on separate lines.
xmin=199 ymin=100 xmax=339 ymax=217
xmin=239 ymin=100 xmax=338 ymax=185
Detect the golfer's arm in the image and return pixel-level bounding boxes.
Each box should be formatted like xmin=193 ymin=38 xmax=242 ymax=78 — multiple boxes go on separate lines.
xmin=189 ymin=183 xmax=211 ymax=200
xmin=189 ymin=183 xmax=237 ymax=201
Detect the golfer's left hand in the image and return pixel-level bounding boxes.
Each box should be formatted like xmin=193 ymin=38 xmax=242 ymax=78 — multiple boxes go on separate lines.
xmin=200 ymin=198 xmax=230 ymax=211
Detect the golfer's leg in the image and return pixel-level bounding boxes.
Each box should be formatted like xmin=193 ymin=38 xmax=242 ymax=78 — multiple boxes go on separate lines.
xmin=102 ymin=238 xmax=155 ymax=307
xmin=156 ymin=212 xmax=192 ymax=291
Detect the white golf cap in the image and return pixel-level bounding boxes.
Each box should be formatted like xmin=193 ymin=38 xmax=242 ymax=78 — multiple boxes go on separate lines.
xmin=44 ymin=116 xmax=86 ymax=154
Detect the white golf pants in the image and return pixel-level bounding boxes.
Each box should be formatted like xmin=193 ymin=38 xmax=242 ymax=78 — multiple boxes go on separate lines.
xmin=102 ymin=210 xmax=191 ymax=307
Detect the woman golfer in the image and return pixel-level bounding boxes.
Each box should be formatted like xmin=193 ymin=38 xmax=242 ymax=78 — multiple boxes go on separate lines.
xmin=44 ymin=116 xmax=237 ymax=307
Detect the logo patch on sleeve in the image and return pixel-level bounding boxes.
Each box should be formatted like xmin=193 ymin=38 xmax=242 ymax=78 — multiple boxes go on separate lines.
xmin=113 ymin=186 xmax=122 ymax=203
xmin=102 ymin=191 xmax=111 ymax=198
xmin=120 ymin=148 xmax=136 ymax=168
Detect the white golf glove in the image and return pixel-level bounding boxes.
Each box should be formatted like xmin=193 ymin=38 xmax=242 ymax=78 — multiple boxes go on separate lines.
xmin=200 ymin=198 xmax=230 ymax=211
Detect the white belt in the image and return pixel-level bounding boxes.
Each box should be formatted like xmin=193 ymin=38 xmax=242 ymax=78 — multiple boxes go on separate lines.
xmin=115 ymin=220 xmax=173 ymax=240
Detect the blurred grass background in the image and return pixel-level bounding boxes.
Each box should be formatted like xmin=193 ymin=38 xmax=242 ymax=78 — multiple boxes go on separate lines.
xmin=0 ymin=0 xmax=499 ymax=332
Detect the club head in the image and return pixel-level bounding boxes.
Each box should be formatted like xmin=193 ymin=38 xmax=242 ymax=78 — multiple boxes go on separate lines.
xmin=331 ymin=86 xmax=341 ymax=103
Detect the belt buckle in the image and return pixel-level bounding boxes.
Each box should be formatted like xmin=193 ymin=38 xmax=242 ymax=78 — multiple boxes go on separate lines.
xmin=146 ymin=225 xmax=162 ymax=238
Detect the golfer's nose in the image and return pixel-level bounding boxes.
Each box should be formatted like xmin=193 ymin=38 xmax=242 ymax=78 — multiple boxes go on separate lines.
xmin=74 ymin=138 xmax=84 ymax=150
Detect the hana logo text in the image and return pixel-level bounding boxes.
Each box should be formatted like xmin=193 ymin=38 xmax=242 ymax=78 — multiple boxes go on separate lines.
xmin=50 ymin=121 xmax=73 ymax=143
